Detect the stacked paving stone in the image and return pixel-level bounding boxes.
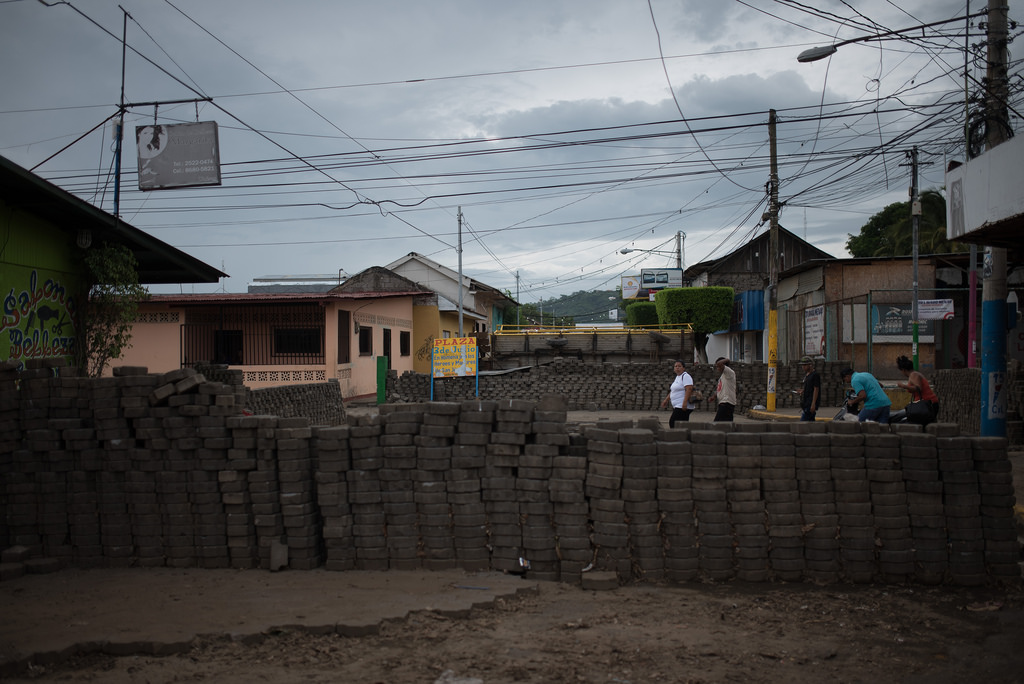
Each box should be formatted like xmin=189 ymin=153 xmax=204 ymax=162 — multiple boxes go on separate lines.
xmin=315 ymin=424 xmax=354 ymax=570
xmin=2 ymin=360 xmax=1021 ymax=587
xmin=621 ymin=426 xmax=662 ymax=581
xmin=550 ymin=430 xmax=590 ymax=584
xmin=950 ymin=436 xmax=999 ymax=583
xmin=416 ymin=403 xmax=457 ymax=571
xmin=221 ymin=415 xmax=257 ymax=569
xmin=348 ymin=415 xmax=387 ymax=570
xmin=376 ymin=406 xmax=420 ymax=571
xmin=865 ymin=431 xmax=910 ymax=582
xmin=762 ymin=431 xmax=803 ymax=581
xmin=389 ymin=359 xmax=863 ymax=416
xmin=692 ymin=430 xmax=733 ymax=581
xmin=244 ymin=379 xmax=346 ymax=427
xmin=829 ymin=423 xmax=875 ymax=583
xmin=727 ymin=432 xmax=770 ymax=582
xmin=657 ymin=430 xmax=698 ymax=582
xmin=898 ymin=429 xmax=945 ymax=584
xmin=249 ymin=416 xmax=285 ymax=569
xmin=974 ymin=437 xmax=1020 ymax=580
xmin=477 ymin=400 xmax=518 ymax=574
xmin=518 ymin=399 xmax=568 ymax=582
xmin=896 ymin=431 xmax=940 ymax=583
xmin=277 ymin=419 xmax=320 ymax=570
xmin=585 ymin=423 xmax=629 ymax=577
xmin=795 ymin=426 xmax=841 ymax=583
xmin=451 ymin=400 xmax=491 ymax=571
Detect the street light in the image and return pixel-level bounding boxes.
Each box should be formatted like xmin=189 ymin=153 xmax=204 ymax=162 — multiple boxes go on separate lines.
xmin=620 ymin=231 xmax=685 ymax=270
xmin=797 ymin=11 xmax=986 ymax=369
xmin=797 ymin=12 xmax=987 ymax=63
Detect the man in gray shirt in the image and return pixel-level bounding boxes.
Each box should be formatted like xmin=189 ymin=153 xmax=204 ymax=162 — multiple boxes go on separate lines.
xmin=709 ymin=357 xmax=736 ymax=422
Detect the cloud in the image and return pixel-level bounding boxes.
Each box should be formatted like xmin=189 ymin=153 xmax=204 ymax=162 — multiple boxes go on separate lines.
xmin=0 ymin=0 xmax=1013 ymax=301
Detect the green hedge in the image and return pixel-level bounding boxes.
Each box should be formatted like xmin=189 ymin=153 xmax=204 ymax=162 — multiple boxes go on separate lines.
xmin=654 ymin=286 xmax=734 ymax=332
xmin=625 ymin=301 xmax=659 ymax=326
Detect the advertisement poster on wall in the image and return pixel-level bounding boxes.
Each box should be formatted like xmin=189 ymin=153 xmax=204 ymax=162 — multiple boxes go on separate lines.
xmin=803 ymin=305 xmax=825 ymax=356
xmin=871 ymin=304 xmax=934 ymax=341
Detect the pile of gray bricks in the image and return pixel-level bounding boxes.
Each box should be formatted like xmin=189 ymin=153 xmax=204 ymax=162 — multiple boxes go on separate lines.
xmin=1 ymin=361 xmax=1020 ymax=587
xmin=390 ymin=358 xmax=861 ymax=413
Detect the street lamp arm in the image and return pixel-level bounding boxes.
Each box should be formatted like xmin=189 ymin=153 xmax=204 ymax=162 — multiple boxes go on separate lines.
xmin=797 ymin=10 xmax=988 ymax=63
xmin=620 ymin=247 xmax=676 ymax=256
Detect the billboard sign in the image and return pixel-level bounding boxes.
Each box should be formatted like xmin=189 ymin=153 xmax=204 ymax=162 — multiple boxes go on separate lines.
xmin=640 ymin=268 xmax=683 ymax=290
xmin=136 ymin=121 xmax=222 ymax=190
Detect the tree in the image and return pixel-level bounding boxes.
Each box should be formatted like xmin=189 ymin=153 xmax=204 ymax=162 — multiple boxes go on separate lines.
xmin=625 ymin=301 xmax=658 ymax=326
xmin=654 ymin=286 xmax=734 ymax=363
xmin=845 ymin=189 xmax=966 ymax=257
xmin=76 ymin=243 xmax=149 ymax=377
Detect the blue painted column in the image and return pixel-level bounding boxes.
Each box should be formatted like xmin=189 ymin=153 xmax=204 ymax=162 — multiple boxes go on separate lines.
xmin=980 ymin=248 xmax=1007 ymax=436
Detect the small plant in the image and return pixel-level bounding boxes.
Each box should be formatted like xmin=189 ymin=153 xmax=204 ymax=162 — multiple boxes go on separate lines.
xmin=76 ymin=243 xmax=149 ymax=377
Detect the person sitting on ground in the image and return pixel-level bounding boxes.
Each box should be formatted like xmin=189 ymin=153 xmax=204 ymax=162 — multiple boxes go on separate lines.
xmin=839 ymin=367 xmax=891 ymax=423
xmin=708 ymin=357 xmax=736 ymax=422
xmin=896 ymin=355 xmax=939 ymax=424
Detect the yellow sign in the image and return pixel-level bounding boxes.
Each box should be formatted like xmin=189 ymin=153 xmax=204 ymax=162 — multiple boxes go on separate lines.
xmin=432 ymin=337 xmax=477 ymax=378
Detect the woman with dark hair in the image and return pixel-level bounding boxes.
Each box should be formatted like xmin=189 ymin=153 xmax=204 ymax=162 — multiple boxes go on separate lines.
xmin=896 ymin=355 xmax=939 ymax=424
xmin=660 ymin=359 xmax=694 ymax=428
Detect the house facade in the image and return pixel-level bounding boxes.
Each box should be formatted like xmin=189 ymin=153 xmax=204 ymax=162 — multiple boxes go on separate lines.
xmin=117 ymin=267 xmax=427 ymax=401
xmin=0 ymin=154 xmax=222 ymax=369
xmin=778 ymin=253 xmax=1024 ymax=377
xmin=684 ymin=226 xmax=834 ymax=364
xmin=386 ymin=252 xmax=518 ymax=372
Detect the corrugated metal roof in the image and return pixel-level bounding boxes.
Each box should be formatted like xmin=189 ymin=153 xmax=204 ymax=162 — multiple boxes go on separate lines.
xmin=148 ymin=291 xmax=427 ymax=304
xmin=1 ymin=154 xmax=226 ymax=285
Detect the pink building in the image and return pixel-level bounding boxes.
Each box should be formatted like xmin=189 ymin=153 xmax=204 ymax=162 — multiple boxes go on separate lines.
xmin=118 ymin=267 xmax=428 ymax=402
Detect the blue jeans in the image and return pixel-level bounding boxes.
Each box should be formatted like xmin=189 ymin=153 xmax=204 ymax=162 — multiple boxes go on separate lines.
xmin=800 ymin=409 xmax=816 ymax=421
xmin=858 ymin=405 xmax=890 ymax=424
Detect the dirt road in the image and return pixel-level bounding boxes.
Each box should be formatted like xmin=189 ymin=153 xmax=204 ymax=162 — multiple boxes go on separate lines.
xmin=2 ymin=566 xmax=1023 ymax=684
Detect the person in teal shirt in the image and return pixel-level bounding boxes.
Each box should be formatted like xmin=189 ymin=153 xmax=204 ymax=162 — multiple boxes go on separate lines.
xmin=839 ymin=367 xmax=891 ymax=423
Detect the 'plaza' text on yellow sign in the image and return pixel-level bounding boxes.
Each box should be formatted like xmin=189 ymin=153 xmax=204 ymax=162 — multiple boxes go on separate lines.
xmin=432 ymin=337 xmax=477 ymax=378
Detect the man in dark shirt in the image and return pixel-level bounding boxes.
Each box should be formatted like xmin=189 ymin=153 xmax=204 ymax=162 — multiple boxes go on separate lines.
xmin=798 ymin=356 xmax=820 ymax=421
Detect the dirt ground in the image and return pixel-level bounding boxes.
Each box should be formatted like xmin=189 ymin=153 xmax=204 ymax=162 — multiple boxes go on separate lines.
xmin=5 ymin=577 xmax=1024 ymax=684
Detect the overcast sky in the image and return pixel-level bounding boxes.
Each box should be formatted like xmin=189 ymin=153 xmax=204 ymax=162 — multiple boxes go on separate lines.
xmin=2 ymin=0 xmax=1015 ymax=304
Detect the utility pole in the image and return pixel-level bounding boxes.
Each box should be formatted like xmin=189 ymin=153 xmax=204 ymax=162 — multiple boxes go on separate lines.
xmin=515 ymin=271 xmax=520 ymax=326
xmin=910 ymin=147 xmax=920 ymax=369
xmin=966 ymin=3 xmax=979 ymax=369
xmin=457 ymin=207 xmax=464 ymax=337
xmin=766 ymin=109 xmax=779 ymax=412
xmin=113 ymin=8 xmax=128 ymax=218
xmin=675 ymin=230 xmax=683 ymax=270
xmin=980 ymin=0 xmax=1009 ymax=436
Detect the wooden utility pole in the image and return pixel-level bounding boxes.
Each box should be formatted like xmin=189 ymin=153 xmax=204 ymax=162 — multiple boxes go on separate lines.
xmin=767 ymin=109 xmax=779 ymax=412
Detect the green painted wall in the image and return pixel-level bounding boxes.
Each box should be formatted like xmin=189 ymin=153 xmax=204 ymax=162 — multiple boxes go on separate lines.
xmin=0 ymin=199 xmax=85 ymax=366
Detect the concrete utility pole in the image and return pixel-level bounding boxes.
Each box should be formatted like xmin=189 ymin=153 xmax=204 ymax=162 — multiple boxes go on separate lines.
xmin=766 ymin=109 xmax=779 ymax=412
xmin=675 ymin=230 xmax=683 ymax=270
xmin=457 ymin=207 xmax=464 ymax=337
xmin=910 ymin=147 xmax=920 ymax=369
xmin=980 ymin=0 xmax=1010 ymax=436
